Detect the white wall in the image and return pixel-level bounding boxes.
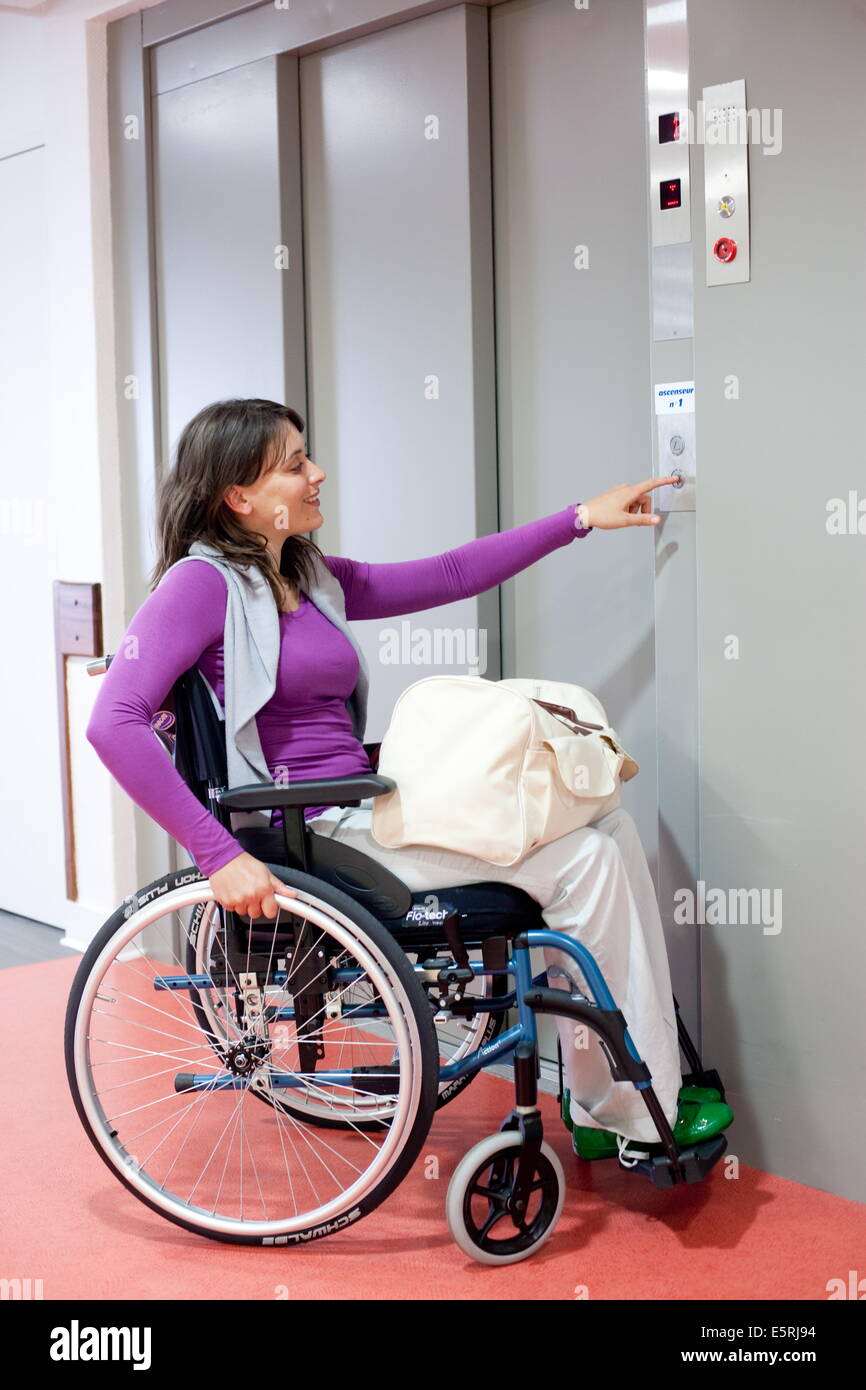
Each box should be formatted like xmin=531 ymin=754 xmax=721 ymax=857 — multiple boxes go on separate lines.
xmin=0 ymin=0 xmax=163 ymax=949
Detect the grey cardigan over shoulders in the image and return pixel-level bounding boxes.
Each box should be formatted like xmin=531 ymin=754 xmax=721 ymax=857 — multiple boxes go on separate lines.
xmin=168 ymin=540 xmax=370 ymax=830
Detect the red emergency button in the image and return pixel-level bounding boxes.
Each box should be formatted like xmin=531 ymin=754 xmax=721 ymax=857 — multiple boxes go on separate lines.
xmin=713 ymin=236 xmax=738 ymax=263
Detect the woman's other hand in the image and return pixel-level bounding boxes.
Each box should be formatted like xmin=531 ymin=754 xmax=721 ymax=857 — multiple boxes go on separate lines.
xmin=578 ymin=476 xmax=678 ymax=530
xmin=208 ymin=851 xmax=298 ymax=919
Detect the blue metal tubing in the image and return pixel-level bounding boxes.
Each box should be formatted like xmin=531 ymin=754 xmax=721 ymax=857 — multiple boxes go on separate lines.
xmin=517 ymin=928 xmax=643 ymax=1066
xmin=154 ymin=963 xmax=551 ymax=1020
xmin=161 ymin=928 xmax=646 ymax=1091
xmin=178 ymin=1072 xmax=401 ymax=1093
xmin=269 ymin=964 xmax=549 ymax=1023
xmin=438 ymin=1021 xmax=525 ymax=1082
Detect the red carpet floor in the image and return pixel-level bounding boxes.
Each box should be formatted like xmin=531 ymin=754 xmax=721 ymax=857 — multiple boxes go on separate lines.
xmin=3 ymin=956 xmax=863 ymax=1301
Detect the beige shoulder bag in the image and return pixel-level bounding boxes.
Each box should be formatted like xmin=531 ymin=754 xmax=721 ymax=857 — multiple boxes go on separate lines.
xmin=369 ymin=674 xmax=638 ymax=866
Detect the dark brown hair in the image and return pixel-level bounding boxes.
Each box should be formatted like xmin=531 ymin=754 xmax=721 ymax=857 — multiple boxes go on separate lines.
xmin=149 ymin=398 xmax=325 ymax=607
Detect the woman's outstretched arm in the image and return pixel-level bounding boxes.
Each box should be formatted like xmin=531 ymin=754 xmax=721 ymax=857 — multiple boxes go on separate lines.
xmin=85 ymin=559 xmax=247 ymax=878
xmin=323 ymin=503 xmax=586 ymax=621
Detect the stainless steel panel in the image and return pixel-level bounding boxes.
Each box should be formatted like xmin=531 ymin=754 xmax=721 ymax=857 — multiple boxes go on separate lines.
xmin=652 ymin=241 xmax=694 ymax=341
xmin=646 ymin=0 xmax=691 ymax=247
xmin=654 ymin=378 xmax=695 ymax=512
xmin=703 ymin=79 xmax=751 ymax=286
xmin=644 ymin=0 xmax=700 ymax=1046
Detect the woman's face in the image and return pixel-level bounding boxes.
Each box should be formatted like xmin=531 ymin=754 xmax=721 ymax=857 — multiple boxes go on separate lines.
xmin=223 ymin=423 xmax=326 ymax=543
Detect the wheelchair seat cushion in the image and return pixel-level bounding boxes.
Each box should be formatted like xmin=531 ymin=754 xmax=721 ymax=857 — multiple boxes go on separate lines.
xmin=231 ymin=827 xmax=545 ymax=935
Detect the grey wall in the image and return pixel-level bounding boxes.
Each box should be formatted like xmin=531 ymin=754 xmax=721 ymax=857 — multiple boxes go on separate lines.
xmin=690 ymin=0 xmax=866 ymax=1202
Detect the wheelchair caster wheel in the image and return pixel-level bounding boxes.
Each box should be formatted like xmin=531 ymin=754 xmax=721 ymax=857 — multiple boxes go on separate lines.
xmin=446 ymin=1131 xmax=565 ymax=1265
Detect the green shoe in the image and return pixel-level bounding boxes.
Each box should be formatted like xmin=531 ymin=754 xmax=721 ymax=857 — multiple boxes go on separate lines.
xmin=561 ymin=1086 xmax=621 ymax=1159
xmin=564 ymin=1085 xmax=729 ymax=1160
xmin=670 ymin=1095 xmax=733 ymax=1148
xmin=679 ymin=1084 xmax=722 ymax=1104
xmin=572 ymin=1125 xmax=620 ymax=1160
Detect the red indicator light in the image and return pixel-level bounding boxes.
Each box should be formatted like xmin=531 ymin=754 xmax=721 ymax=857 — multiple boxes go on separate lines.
xmin=660 ymin=178 xmax=682 ymax=209
xmin=659 ymin=112 xmax=680 ymax=143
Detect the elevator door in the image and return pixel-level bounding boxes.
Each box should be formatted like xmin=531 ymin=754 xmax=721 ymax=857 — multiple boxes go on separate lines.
xmin=150 ymin=0 xmax=674 ymax=1077
xmin=299 ymin=4 xmax=500 ymax=734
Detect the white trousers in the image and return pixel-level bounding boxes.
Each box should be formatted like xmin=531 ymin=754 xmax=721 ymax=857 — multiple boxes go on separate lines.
xmin=308 ymin=798 xmax=682 ymax=1143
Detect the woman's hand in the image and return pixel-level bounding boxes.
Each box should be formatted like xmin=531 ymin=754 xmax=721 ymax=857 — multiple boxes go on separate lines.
xmin=578 ymin=476 xmax=679 ymax=530
xmin=208 ymin=851 xmax=298 ymax=920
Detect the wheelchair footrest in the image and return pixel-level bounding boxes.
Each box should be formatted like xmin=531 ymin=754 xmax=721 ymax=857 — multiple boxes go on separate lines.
xmin=630 ymin=1132 xmax=728 ymax=1189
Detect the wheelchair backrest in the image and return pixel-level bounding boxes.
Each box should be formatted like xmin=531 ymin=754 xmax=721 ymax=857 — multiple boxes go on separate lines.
xmin=167 ymin=666 xmax=228 ymax=812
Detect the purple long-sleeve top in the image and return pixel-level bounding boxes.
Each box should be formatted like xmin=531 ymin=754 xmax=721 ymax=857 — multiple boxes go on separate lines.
xmin=86 ymin=504 xmax=585 ymax=876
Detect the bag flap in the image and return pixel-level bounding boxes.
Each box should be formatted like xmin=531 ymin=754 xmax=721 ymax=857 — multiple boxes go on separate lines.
xmin=542 ymin=733 xmax=620 ymax=797
xmin=503 ymin=677 xmax=639 ymax=782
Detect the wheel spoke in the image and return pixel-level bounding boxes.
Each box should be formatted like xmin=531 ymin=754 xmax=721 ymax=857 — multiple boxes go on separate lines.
xmin=68 ymin=874 xmax=434 ymax=1242
xmin=477 ymin=1201 xmax=512 ymax=1240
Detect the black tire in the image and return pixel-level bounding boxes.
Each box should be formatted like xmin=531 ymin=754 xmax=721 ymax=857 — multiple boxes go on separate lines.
xmin=446 ymin=1130 xmax=565 ymax=1265
xmin=65 ymin=864 xmax=440 ymax=1246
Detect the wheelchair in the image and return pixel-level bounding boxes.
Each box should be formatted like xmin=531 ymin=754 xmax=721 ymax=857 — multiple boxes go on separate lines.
xmin=66 ymin=655 xmax=729 ymax=1264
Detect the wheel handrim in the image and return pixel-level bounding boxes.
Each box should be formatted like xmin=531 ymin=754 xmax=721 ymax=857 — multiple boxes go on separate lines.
xmin=71 ymin=883 xmax=425 ymax=1239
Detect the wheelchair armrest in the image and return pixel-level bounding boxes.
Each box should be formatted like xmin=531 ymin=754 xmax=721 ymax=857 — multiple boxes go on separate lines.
xmin=216 ymin=772 xmax=395 ymax=813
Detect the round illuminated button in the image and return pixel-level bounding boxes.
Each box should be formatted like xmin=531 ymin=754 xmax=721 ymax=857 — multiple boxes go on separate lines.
xmin=718 ymin=195 xmax=736 ymax=218
xmin=713 ymin=236 xmax=738 ymax=263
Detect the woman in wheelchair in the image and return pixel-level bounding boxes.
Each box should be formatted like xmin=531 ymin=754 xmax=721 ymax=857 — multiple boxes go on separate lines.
xmin=76 ymin=397 xmax=732 ymax=1258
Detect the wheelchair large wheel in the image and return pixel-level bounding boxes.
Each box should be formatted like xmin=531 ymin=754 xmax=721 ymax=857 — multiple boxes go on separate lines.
xmin=446 ymin=1131 xmax=565 ymax=1265
xmin=65 ymin=865 xmax=438 ymax=1246
xmin=188 ymin=913 xmax=508 ymax=1129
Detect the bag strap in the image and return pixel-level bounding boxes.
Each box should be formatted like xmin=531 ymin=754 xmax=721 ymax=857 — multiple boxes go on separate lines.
xmin=531 ymin=697 xmax=605 ymax=737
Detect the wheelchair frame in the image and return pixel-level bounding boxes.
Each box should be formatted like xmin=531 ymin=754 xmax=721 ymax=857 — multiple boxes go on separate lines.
xmin=68 ymin=652 xmax=729 ymax=1263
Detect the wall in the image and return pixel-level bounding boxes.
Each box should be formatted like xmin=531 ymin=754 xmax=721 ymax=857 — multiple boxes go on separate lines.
xmin=691 ymin=0 xmax=866 ymax=1201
